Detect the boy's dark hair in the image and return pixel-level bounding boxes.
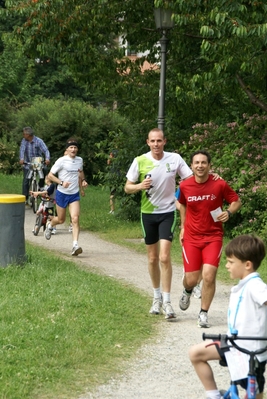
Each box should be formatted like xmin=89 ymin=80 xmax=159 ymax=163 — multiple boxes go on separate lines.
xmin=225 ymin=234 xmax=266 ymax=270
xmin=190 ymin=150 xmax=211 ymax=164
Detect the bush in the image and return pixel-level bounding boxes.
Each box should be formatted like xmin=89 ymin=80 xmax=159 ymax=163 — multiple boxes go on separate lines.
xmin=11 ymin=97 xmax=134 ymax=183
xmin=0 ymin=135 xmax=20 ymax=174
xmin=95 ymin=127 xmax=148 ymax=221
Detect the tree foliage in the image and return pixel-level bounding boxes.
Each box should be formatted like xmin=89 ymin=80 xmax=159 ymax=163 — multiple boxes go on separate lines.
xmin=11 ymin=97 xmax=134 ymax=183
xmin=168 ymin=0 xmax=267 ymax=114
xmin=3 ymin=0 xmax=267 ymax=130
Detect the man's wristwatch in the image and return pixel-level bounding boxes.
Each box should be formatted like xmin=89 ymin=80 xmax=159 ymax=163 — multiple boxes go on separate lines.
xmin=60 ymin=181 xmax=64 ymax=186
xmin=226 ymin=210 xmax=232 ymax=218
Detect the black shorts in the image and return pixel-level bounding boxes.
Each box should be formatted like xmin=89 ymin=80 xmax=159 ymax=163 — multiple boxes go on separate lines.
xmin=141 ymin=211 xmax=177 ymax=245
xmin=215 ymin=344 xmax=266 ymax=393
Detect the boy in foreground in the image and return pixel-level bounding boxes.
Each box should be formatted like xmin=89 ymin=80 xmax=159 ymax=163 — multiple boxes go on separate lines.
xmin=189 ymin=234 xmax=267 ymax=399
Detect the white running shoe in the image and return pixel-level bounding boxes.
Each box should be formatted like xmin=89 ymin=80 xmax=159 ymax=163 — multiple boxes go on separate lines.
xmin=179 ymin=289 xmax=191 ymax=311
xmin=45 ymin=223 xmax=53 ymax=240
xmin=198 ymin=311 xmax=210 ymax=328
xmin=71 ymin=246 xmax=83 ymax=256
xmin=193 ymin=284 xmax=202 ymax=299
xmin=51 ymin=228 xmax=57 ymax=235
xmin=162 ymin=302 xmax=177 ymax=319
xmin=207 ymin=391 xmax=225 ymax=399
xmin=68 ymin=224 xmax=73 ymax=233
xmin=149 ymin=296 xmax=162 ymax=315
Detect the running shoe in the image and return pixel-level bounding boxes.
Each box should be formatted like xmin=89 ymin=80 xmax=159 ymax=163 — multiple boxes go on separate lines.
xmin=179 ymin=289 xmax=191 ymax=311
xmin=193 ymin=283 xmax=202 ymax=299
xmin=149 ymin=296 xmax=162 ymax=315
xmin=45 ymin=223 xmax=53 ymax=240
xmin=68 ymin=224 xmax=73 ymax=233
xmin=207 ymin=392 xmax=225 ymax=399
xmin=162 ymin=302 xmax=177 ymax=319
xmin=52 ymin=228 xmax=57 ymax=235
xmin=71 ymin=246 xmax=83 ymax=256
xmin=198 ymin=311 xmax=210 ymax=328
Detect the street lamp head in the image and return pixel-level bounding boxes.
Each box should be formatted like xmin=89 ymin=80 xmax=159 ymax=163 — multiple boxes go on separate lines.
xmin=154 ymin=8 xmax=174 ymax=31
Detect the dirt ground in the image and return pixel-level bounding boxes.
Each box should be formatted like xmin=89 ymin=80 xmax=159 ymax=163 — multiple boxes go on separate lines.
xmin=24 ymin=207 xmax=234 ymax=399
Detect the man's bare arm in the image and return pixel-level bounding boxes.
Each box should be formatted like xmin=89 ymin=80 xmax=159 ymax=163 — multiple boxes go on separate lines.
xmin=179 ymin=203 xmax=186 ymax=246
xmin=124 ymin=177 xmax=151 ymax=194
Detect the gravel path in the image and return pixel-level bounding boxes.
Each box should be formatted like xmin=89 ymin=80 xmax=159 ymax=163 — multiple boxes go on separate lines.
xmin=24 ymin=208 xmax=231 ymax=399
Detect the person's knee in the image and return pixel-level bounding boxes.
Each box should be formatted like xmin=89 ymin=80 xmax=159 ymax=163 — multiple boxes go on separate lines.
xmin=159 ymin=252 xmax=171 ymax=265
xmin=189 ymin=345 xmax=200 ymax=364
xmin=148 ymin=254 xmax=159 ymax=266
xmin=71 ymin=215 xmax=79 ymax=225
xmin=203 ymin=268 xmax=217 ymax=285
xmin=56 ymin=215 xmax=66 ymax=224
xmin=184 ymin=273 xmax=198 ymax=289
xmin=189 ymin=342 xmax=211 ymax=364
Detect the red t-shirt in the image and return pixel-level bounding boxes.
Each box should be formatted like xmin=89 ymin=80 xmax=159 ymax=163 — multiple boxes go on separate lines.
xmin=179 ymin=175 xmax=239 ymax=242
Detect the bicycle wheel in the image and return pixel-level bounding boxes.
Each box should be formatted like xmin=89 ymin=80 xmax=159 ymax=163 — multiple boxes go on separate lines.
xmin=33 ymin=214 xmax=43 ymax=236
xmin=31 ymin=178 xmax=38 ymax=213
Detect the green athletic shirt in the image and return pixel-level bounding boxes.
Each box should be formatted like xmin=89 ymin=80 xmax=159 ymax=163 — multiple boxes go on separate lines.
xmin=126 ymin=151 xmax=192 ymax=214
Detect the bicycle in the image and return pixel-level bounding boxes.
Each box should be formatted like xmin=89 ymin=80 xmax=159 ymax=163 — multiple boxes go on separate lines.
xmin=25 ymin=157 xmax=44 ymax=213
xmin=32 ymin=197 xmax=55 ymax=236
xmin=203 ymin=333 xmax=267 ymax=399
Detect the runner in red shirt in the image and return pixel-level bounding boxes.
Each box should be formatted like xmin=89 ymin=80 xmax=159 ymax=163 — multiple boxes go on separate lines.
xmin=178 ymin=150 xmax=241 ymax=328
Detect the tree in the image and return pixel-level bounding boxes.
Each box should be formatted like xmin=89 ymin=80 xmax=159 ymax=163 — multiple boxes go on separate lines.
xmin=0 ymin=2 xmax=93 ymax=102
xmin=3 ymin=0 xmax=267 ymax=132
xmin=3 ymin=0 xmax=160 ymax=127
xmin=162 ymin=0 xmax=267 ymax=116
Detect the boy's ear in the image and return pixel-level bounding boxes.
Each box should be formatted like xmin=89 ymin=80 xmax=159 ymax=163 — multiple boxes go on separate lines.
xmin=245 ymin=260 xmax=254 ymax=271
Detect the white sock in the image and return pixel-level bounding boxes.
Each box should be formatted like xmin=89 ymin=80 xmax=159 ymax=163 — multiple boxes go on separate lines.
xmin=153 ymin=287 xmax=161 ymax=299
xmin=162 ymin=292 xmax=171 ymax=303
xmin=73 ymin=241 xmax=78 ymax=247
xmin=205 ymin=390 xmax=221 ymax=399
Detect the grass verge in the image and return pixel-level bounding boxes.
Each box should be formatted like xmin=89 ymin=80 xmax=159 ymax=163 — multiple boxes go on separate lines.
xmin=0 ymin=244 xmax=157 ymax=399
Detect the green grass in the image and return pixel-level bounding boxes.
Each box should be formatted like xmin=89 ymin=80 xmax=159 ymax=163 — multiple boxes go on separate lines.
xmin=0 ymin=244 xmax=157 ymax=399
xmin=0 ymin=174 xmax=158 ymax=398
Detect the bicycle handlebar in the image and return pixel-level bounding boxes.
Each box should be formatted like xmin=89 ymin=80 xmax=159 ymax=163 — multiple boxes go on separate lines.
xmin=30 ymin=194 xmax=51 ymax=202
xmin=23 ymin=161 xmax=44 ymax=166
xmin=203 ymin=333 xmax=267 ymax=356
xmin=203 ymin=333 xmax=267 ymax=341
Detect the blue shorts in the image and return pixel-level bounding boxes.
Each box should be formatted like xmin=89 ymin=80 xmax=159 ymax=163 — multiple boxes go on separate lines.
xmin=56 ymin=191 xmax=80 ymax=209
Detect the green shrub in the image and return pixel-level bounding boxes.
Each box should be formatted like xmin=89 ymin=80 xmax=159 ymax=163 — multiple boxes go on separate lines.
xmin=11 ymin=97 xmax=134 ymax=183
xmin=95 ymin=127 xmax=148 ymax=221
xmin=0 ymin=135 xmax=20 ymax=174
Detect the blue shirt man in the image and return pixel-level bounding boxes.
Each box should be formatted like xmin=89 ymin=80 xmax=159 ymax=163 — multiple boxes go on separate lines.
xmin=19 ymin=126 xmax=50 ymax=201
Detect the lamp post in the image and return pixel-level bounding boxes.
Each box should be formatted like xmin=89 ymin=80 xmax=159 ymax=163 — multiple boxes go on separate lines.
xmin=154 ymin=8 xmax=174 ymax=132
